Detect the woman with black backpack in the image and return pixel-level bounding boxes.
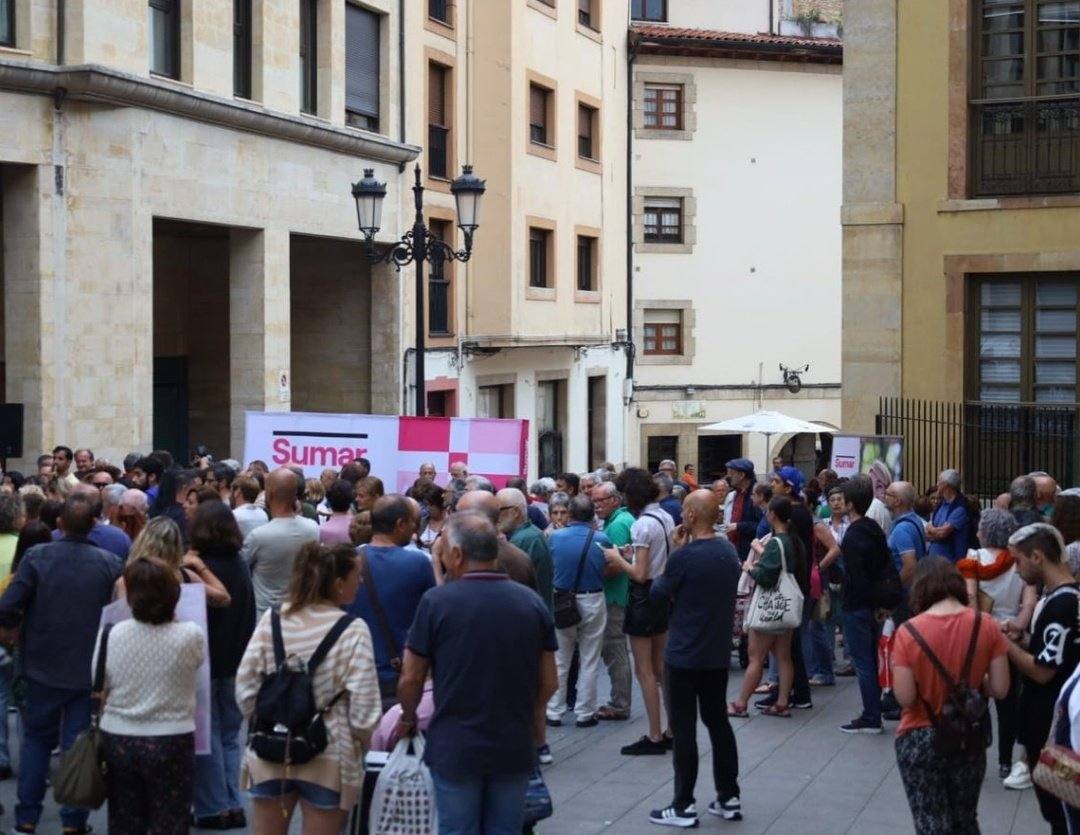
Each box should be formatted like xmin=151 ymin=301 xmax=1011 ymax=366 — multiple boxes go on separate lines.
xmin=891 ymin=556 xmax=1010 ymax=834
xmin=235 ymin=542 xmax=381 ymax=835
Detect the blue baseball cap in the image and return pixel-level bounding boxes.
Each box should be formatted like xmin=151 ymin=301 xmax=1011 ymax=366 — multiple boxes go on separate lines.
xmin=777 ymin=466 xmax=805 ymax=494
xmin=725 ymin=458 xmax=755 ymax=475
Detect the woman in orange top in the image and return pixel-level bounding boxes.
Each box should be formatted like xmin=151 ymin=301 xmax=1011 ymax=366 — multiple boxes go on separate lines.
xmin=891 ymin=556 xmax=1010 ymax=835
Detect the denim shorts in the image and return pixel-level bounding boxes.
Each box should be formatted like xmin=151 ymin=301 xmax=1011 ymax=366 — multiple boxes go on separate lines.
xmin=250 ymin=779 xmax=341 ymax=810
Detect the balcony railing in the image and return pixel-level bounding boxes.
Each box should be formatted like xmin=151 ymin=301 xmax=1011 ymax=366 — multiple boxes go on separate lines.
xmin=427 ymin=124 xmax=448 ymax=179
xmin=973 ymin=97 xmax=1080 ymax=197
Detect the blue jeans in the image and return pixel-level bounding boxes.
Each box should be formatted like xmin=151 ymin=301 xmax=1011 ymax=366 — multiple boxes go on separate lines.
xmin=0 ymin=656 xmax=15 ymax=766
xmin=804 ymin=615 xmax=837 ymax=683
xmin=194 ymin=676 xmax=244 ymax=817
xmin=17 ymin=679 xmax=92 ymax=829
xmin=841 ymin=608 xmax=881 ymax=725
xmin=431 ymin=769 xmax=530 ymax=835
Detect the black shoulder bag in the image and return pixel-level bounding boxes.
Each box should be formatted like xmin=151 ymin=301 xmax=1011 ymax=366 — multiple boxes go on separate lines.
xmin=359 ymin=549 xmax=403 ymax=673
xmin=903 ymin=611 xmax=989 ymax=759
xmin=553 ymin=530 xmax=595 ymax=630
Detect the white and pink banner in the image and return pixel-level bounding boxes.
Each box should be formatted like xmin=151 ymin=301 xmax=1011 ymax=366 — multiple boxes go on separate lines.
xmin=243 ymin=411 xmax=529 ymax=492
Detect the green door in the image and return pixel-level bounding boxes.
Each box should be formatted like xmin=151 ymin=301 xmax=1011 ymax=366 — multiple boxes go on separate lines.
xmin=153 ymin=356 xmax=188 ymax=462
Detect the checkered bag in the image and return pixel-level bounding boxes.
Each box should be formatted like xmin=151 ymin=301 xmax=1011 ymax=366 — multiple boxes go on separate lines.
xmin=368 ymin=734 xmax=438 ymax=835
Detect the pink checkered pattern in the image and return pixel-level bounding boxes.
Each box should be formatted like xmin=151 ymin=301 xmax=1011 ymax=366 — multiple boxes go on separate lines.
xmin=394 ymin=417 xmax=528 ymax=493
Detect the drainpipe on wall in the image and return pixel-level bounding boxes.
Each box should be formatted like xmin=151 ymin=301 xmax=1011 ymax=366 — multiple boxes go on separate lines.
xmin=625 ymin=34 xmax=637 ymax=387
xmin=398 ymin=0 xmax=406 ymax=163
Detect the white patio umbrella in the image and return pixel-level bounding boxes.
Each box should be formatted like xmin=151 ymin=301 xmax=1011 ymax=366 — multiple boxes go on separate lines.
xmin=698 ymin=410 xmax=837 ymax=467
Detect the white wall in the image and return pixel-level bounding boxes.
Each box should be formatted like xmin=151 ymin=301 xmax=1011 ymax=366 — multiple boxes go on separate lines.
xmin=662 ymin=0 xmax=772 ymax=33
xmin=633 ymin=59 xmax=842 ymax=391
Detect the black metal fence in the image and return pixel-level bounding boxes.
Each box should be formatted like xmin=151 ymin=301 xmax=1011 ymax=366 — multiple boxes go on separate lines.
xmin=876 ymin=398 xmax=1077 ymax=502
xmin=973 ymin=98 xmax=1080 ymax=197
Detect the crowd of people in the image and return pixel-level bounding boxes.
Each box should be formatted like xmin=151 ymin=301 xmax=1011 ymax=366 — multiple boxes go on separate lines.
xmin=0 ymin=446 xmax=1074 ymax=832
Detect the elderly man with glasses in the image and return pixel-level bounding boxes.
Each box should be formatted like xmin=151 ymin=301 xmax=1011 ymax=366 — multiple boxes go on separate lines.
xmin=495 ymin=488 xmax=553 ymax=613
xmin=592 ymin=480 xmax=634 ymax=721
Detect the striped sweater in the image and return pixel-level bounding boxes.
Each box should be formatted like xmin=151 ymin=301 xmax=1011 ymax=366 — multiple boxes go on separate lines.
xmin=235 ymin=603 xmax=382 ymax=809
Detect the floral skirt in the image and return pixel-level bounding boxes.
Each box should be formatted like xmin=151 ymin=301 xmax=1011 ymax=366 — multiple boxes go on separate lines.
xmin=102 ymin=731 xmax=194 ymax=835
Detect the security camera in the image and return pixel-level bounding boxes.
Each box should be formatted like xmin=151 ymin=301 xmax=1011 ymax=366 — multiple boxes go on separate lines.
xmin=780 ymin=363 xmax=810 ymax=395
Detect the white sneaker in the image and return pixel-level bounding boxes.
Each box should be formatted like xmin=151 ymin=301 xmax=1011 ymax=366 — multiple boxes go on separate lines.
xmin=1003 ymin=760 xmax=1032 ymax=790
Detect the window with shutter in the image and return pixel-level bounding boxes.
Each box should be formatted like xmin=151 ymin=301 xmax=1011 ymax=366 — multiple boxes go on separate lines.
xmin=0 ymin=0 xmax=14 ymax=47
xmin=578 ymin=104 xmax=595 ymax=159
xmin=428 ymin=63 xmax=450 ymax=178
xmin=530 ymin=84 xmax=549 ymax=145
xmin=149 ymin=0 xmax=180 ymax=78
xmin=429 ymin=219 xmax=452 ymax=335
xmin=578 ymin=0 xmax=594 ymax=28
xmin=529 ymin=227 xmax=551 ymax=288
xmin=643 ymin=84 xmax=682 ymax=130
xmin=644 ymin=198 xmax=683 ymax=243
xmin=346 ymin=4 xmax=380 ymax=131
xmin=234 ymin=0 xmax=252 ymax=98
xmin=577 ymin=235 xmax=597 ymax=291
xmin=299 ymin=0 xmax=317 ymax=114
xmin=971 ymin=276 xmax=1080 ymax=403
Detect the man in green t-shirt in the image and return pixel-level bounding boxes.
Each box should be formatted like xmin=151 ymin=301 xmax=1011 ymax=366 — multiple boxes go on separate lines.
xmin=593 ymin=480 xmax=633 ymax=720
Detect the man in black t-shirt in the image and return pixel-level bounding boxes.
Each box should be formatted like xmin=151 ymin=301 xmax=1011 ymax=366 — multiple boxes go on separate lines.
xmin=1004 ymin=523 xmax=1080 ymax=835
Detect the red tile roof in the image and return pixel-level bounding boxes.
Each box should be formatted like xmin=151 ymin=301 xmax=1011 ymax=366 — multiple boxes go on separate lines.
xmin=630 ymin=23 xmax=842 ymax=51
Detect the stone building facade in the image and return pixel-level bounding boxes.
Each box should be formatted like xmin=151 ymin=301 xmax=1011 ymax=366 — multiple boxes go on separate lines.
xmin=627 ymin=0 xmax=843 ymax=480
xmin=405 ymin=0 xmax=629 ymax=478
xmin=0 ymin=0 xmax=418 ymax=467
xmin=842 ymin=0 xmax=1080 ymax=492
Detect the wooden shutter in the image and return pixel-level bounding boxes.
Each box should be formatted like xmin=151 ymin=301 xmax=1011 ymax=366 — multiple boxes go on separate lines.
xmin=530 ymin=85 xmax=546 ymax=128
xmin=428 ymin=63 xmax=446 ymax=126
xmin=345 ymin=5 xmax=380 ymax=118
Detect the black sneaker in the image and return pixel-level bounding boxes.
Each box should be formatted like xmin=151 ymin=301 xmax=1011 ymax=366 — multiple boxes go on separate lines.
xmin=545 ymin=716 xmax=563 ymax=728
xmin=791 ymin=699 xmax=813 ymax=710
xmin=754 ymin=694 xmax=778 ymax=709
xmin=663 ymin=733 xmax=674 ymax=750
xmin=840 ymin=717 xmax=883 ymax=734
xmin=708 ymin=797 xmax=742 ymax=821
xmin=576 ymin=717 xmax=599 ymax=728
xmin=622 ymin=735 xmax=668 ymax=756
xmin=882 ymin=708 xmax=902 ymax=722
xmin=649 ymin=804 xmax=698 ymax=828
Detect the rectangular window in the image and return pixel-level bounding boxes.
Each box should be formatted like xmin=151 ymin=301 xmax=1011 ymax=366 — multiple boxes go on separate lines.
xmin=0 ymin=0 xmax=14 ymax=47
xmin=644 ymin=84 xmax=682 ymax=130
xmin=428 ymin=63 xmax=450 ymax=179
xmin=971 ymin=276 xmax=1080 ymax=403
xmin=579 ymin=0 xmax=595 ymax=28
xmin=428 ymin=219 xmax=452 ymax=335
xmin=478 ymin=384 xmax=514 ymax=419
xmin=576 ymin=235 xmax=596 ymax=291
xmin=429 ymin=0 xmax=449 ymax=24
xmin=578 ymin=103 xmax=597 ymax=159
xmin=631 ymin=0 xmax=666 ymax=21
xmin=233 ymin=0 xmax=252 ymax=98
xmin=644 ymin=309 xmax=683 ymax=355
xmin=972 ymin=0 xmax=1080 ymax=195
xmin=149 ymin=0 xmax=180 ymax=78
xmin=299 ymin=0 xmax=317 ymax=114
xmin=529 ymin=227 xmax=551 ymax=288
xmin=644 ymin=198 xmax=683 ymax=243
xmin=530 ymin=83 xmax=551 ymax=146
xmin=537 ymin=380 xmax=565 ymax=478
xmin=346 ymin=4 xmax=380 ymax=131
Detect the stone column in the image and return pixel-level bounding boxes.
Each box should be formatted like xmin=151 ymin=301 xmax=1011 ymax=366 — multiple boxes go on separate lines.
xmin=229 ymin=227 xmax=290 ymax=459
xmin=841 ymin=0 xmax=904 ymax=432
xmin=2 ymin=165 xmax=55 ymax=470
xmin=369 ymin=260 xmax=402 ymax=415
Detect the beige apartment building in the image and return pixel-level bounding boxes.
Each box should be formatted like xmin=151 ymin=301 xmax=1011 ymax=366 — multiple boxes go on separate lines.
xmin=0 ymin=0 xmax=418 ymax=467
xmin=408 ymin=0 xmax=629 ymax=478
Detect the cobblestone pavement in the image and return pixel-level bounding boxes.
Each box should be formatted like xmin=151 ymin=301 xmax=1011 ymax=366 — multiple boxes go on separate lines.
xmin=0 ymin=667 xmax=1044 ymax=833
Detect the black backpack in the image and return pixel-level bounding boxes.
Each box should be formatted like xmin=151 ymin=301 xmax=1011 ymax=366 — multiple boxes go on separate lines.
xmin=903 ymin=611 xmax=989 ymax=759
xmin=250 ymin=611 xmax=355 ymax=766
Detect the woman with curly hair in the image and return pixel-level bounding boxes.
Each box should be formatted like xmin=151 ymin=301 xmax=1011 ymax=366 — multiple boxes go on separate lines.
xmin=603 ymin=467 xmax=675 ymax=756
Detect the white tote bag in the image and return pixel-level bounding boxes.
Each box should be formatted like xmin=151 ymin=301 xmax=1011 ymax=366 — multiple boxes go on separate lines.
xmin=744 ymin=536 xmax=804 ymax=633
xmin=368 ymin=734 xmax=438 ymax=835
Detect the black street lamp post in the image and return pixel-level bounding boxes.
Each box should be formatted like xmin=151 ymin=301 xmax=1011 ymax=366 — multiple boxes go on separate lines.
xmin=352 ymin=163 xmax=485 ymax=417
